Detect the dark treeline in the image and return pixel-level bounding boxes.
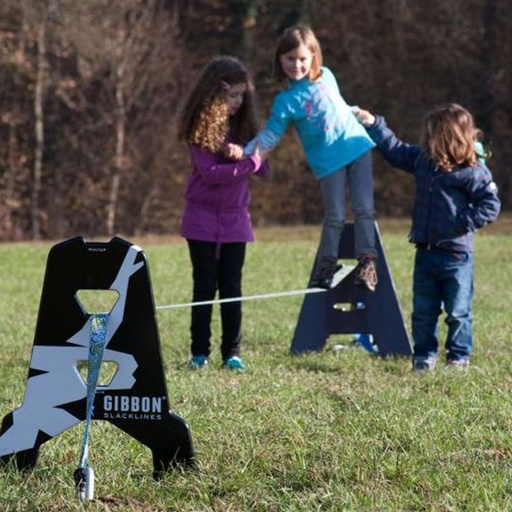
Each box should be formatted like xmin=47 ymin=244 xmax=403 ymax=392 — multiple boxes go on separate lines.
xmin=0 ymin=0 xmax=510 ymax=241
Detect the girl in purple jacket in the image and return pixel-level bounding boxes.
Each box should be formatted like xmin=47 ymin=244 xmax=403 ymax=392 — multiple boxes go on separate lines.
xmin=177 ymin=56 xmax=269 ymax=371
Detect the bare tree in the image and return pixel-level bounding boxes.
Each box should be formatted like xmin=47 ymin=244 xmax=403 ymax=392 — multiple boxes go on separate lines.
xmin=0 ymin=0 xmax=510 ymax=241
xmin=54 ymin=0 xmax=184 ymax=237
xmin=0 ymin=1 xmax=51 ymax=239
xmin=31 ymin=14 xmax=47 ymax=240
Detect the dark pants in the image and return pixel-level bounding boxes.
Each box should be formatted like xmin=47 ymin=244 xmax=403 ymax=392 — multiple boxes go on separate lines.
xmin=187 ymin=240 xmax=246 ymax=361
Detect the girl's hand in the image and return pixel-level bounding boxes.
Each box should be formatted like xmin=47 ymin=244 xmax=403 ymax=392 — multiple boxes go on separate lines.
xmin=353 ymin=108 xmax=376 ymax=127
xmin=252 ymin=143 xmax=270 ymax=162
xmin=224 ymin=143 xmax=244 ymax=160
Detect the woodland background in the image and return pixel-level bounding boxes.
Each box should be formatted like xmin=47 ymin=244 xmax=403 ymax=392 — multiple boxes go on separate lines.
xmin=0 ymin=0 xmax=510 ymax=241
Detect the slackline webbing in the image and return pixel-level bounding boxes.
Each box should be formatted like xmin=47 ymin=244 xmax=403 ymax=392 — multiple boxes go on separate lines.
xmin=156 ymin=287 xmax=324 ymax=310
xmin=155 ymin=265 xmax=355 ymax=310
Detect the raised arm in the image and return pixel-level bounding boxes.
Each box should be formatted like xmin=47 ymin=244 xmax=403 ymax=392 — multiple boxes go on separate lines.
xmin=355 ymin=109 xmax=424 ymax=174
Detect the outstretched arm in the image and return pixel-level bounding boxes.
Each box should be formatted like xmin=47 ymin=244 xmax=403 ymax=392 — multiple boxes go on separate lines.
xmin=244 ymin=127 xmax=282 ymax=156
xmin=244 ymin=95 xmax=291 ymax=156
xmin=355 ymin=109 xmax=423 ymax=174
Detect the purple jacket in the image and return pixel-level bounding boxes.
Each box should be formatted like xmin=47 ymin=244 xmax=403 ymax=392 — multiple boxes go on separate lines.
xmin=181 ymin=144 xmax=269 ymax=243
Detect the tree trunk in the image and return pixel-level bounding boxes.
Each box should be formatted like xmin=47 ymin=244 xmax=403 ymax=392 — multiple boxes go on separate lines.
xmin=107 ymin=65 xmax=126 ymax=237
xmin=32 ymin=19 xmax=46 ymax=240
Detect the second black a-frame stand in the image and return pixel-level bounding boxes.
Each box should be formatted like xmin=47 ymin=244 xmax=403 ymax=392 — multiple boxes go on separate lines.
xmin=290 ymin=223 xmax=412 ymax=357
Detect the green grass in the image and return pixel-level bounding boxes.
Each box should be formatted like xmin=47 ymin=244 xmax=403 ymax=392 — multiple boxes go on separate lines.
xmin=1 ymin=219 xmax=512 ymax=511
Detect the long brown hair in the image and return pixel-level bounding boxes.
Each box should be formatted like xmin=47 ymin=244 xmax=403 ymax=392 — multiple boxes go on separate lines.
xmin=422 ymin=103 xmax=478 ymax=172
xmin=177 ymin=56 xmax=259 ymax=153
xmin=273 ymin=25 xmax=323 ymax=84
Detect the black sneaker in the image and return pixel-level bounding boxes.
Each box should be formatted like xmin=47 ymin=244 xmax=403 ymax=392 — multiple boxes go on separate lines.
xmin=309 ymin=257 xmax=341 ymax=289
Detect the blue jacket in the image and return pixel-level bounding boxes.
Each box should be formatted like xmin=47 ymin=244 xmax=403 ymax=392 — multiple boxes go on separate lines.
xmin=245 ymin=67 xmax=374 ymax=179
xmin=367 ymin=116 xmax=500 ymax=252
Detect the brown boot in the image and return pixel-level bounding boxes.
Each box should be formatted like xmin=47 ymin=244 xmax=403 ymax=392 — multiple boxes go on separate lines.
xmin=354 ymin=255 xmax=377 ymax=292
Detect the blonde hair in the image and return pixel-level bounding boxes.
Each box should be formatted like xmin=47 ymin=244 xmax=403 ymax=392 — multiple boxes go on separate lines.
xmin=178 ymin=56 xmax=259 ymax=153
xmin=273 ymin=25 xmax=323 ymax=83
xmin=422 ymin=103 xmax=478 ymax=172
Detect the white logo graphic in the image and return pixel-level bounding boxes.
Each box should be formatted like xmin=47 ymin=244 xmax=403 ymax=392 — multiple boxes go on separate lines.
xmin=0 ymin=246 xmax=143 ymax=456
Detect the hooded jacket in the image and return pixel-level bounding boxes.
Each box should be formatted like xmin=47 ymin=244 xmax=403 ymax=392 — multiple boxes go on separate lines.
xmin=366 ymin=115 xmax=500 ymax=252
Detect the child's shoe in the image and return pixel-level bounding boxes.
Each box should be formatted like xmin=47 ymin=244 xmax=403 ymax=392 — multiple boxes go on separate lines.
xmin=352 ymin=333 xmax=379 ymax=355
xmin=354 ymin=255 xmax=378 ymax=292
xmin=308 ymin=257 xmax=341 ymax=289
xmin=223 ymin=356 xmax=245 ymax=371
xmin=188 ymin=355 xmax=208 ymax=370
xmin=412 ymin=356 xmax=437 ymax=372
xmin=445 ymin=358 xmax=469 ymax=370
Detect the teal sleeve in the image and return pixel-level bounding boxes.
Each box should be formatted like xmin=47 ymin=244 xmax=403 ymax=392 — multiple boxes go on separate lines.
xmin=244 ymin=128 xmax=282 ymax=155
xmin=244 ymin=94 xmax=290 ymax=155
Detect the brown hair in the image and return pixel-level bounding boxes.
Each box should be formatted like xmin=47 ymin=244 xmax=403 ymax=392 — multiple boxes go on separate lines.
xmin=273 ymin=25 xmax=323 ymax=83
xmin=177 ymin=56 xmax=259 ymax=153
xmin=421 ymin=103 xmax=478 ymax=172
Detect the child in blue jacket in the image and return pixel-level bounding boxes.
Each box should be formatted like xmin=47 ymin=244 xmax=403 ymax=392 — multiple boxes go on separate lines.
xmin=356 ymin=103 xmax=500 ymax=371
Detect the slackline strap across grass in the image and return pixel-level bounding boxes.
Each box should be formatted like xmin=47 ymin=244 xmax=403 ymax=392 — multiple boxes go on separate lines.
xmin=156 ymin=265 xmax=355 ymax=310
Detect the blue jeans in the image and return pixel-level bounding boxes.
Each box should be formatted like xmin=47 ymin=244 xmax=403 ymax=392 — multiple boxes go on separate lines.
xmin=318 ymin=151 xmax=376 ymax=260
xmin=412 ymin=247 xmax=474 ymax=362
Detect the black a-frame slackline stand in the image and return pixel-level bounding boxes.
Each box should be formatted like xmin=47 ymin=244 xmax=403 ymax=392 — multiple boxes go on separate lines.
xmin=291 ymin=223 xmax=412 ymax=357
xmin=0 ymin=236 xmax=195 ymax=478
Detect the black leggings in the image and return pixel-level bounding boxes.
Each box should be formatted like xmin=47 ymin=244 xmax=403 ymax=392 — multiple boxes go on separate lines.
xmin=187 ymin=240 xmax=246 ymax=360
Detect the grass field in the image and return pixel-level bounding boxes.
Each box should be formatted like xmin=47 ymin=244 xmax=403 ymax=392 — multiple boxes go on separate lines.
xmin=0 ymin=218 xmax=512 ymax=511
